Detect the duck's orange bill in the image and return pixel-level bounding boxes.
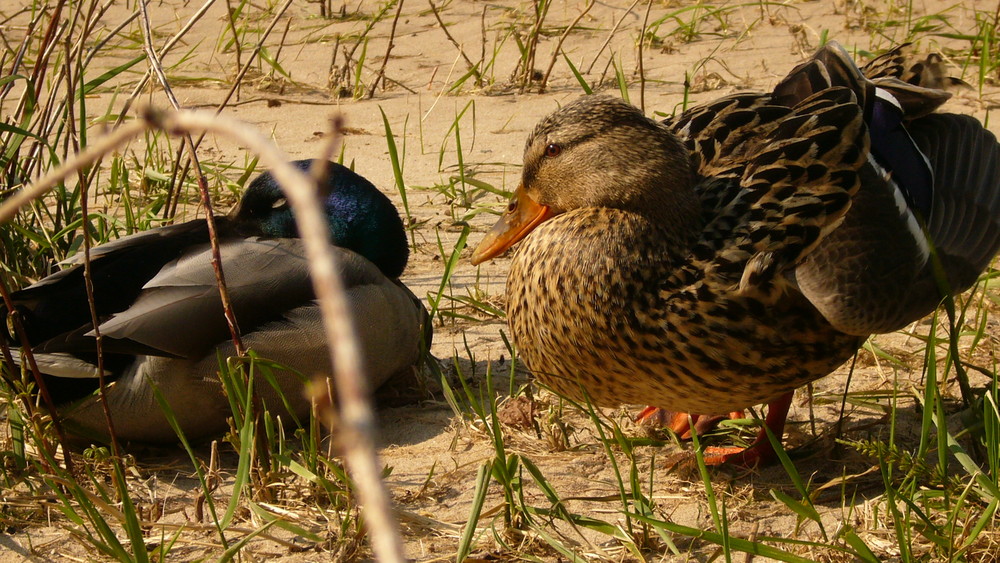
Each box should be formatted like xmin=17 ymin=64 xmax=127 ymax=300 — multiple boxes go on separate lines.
xmin=471 ymin=185 xmax=552 ymax=265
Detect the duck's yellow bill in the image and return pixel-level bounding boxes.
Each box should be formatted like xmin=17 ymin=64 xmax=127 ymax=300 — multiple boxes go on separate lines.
xmin=471 ymin=185 xmax=552 ymax=265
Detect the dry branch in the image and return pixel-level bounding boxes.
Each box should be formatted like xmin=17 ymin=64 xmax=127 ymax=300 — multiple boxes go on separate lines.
xmin=585 ymin=0 xmax=640 ymax=75
xmin=539 ymin=0 xmax=594 ymax=93
xmin=0 ymin=106 xmax=406 ymax=562
xmin=368 ymin=0 xmax=404 ymax=98
xmin=428 ymin=0 xmax=481 ymax=85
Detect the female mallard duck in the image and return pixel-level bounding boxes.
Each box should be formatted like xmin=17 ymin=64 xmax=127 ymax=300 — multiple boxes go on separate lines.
xmin=5 ymin=160 xmax=428 ymax=443
xmin=472 ymin=42 xmax=1000 ymax=466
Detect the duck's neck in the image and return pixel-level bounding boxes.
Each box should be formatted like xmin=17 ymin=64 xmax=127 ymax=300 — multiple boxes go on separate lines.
xmin=517 ymin=205 xmax=695 ymax=299
xmin=629 ymin=181 xmax=703 ymax=252
xmin=611 ymin=128 xmax=703 ymax=250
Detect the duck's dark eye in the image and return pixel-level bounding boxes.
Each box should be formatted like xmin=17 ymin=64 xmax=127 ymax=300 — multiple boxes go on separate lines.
xmin=544 ymin=143 xmax=561 ymax=158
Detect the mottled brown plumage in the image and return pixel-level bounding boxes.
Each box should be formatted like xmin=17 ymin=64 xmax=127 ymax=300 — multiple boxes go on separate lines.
xmin=472 ymin=42 xmax=1000 ymax=465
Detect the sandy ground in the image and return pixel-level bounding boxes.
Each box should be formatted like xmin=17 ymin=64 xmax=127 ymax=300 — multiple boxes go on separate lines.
xmin=3 ymin=0 xmax=1000 ymax=560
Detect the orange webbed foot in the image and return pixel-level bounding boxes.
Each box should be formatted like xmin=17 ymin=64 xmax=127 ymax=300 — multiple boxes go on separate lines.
xmin=636 ymin=407 xmax=745 ymax=439
xmin=639 ymin=391 xmax=795 ymax=468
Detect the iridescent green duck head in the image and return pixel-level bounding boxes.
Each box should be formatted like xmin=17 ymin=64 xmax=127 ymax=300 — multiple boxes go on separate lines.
xmin=472 ymin=95 xmax=698 ymax=264
xmin=231 ymin=159 xmax=410 ymax=279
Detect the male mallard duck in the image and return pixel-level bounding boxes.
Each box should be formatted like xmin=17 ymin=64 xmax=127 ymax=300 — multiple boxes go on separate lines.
xmin=4 ymin=160 xmax=428 ymax=443
xmin=472 ymin=43 xmax=1000 ymax=466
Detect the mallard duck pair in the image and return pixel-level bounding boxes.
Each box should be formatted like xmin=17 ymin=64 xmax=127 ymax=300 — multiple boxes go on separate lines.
xmin=473 ymin=42 xmax=1000 ymax=466
xmin=4 ymin=160 xmax=428 ymax=443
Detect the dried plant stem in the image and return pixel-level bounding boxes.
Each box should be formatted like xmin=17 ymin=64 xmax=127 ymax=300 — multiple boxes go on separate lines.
xmin=78 ymin=0 xmax=118 ymax=67
xmin=585 ymin=0 xmax=641 ymax=74
xmin=331 ymin=1 xmax=394 ymax=94
xmin=539 ymin=0 xmax=594 ymax=93
xmin=139 ymin=0 xmax=284 ymax=478
xmin=28 ymin=0 xmax=65 ymax=106
xmin=479 ymin=5 xmax=487 ymax=85
xmin=0 ymin=9 xmax=41 ymax=99
xmin=272 ymin=17 xmax=292 ymax=86
xmin=78 ymin=179 xmax=122 ymax=458
xmin=517 ymin=0 xmax=549 ymax=93
xmin=224 ymin=0 xmax=243 ymax=86
xmin=0 ymin=106 xmax=407 ymax=562
xmin=138 ymin=0 xmax=244 ymax=355
xmin=638 ymin=0 xmax=652 ymax=112
xmin=368 ymin=0 xmax=404 ymax=98
xmin=165 ymin=0 xmax=293 ymax=219
xmin=105 ymin=0 xmax=214 ymax=222
xmin=70 ymin=27 xmax=123 ymax=455
xmin=0 ymin=278 xmax=70 ymax=474
xmin=149 ymin=108 xmax=407 ymax=563
xmin=114 ymin=0 xmax=215 ymax=129
xmin=328 ymin=33 xmax=341 ymax=86
xmin=208 ymin=0 xmax=294 ymax=118
xmin=428 ymin=0 xmax=481 ymax=84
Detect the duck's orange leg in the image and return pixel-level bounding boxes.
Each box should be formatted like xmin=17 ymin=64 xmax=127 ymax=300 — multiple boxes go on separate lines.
xmin=636 ymin=391 xmax=795 ymax=467
xmin=701 ymin=391 xmax=794 ymax=467
xmin=635 ymin=407 xmax=744 ymax=439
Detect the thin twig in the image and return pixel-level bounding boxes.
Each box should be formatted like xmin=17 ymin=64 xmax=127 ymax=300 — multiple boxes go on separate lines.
xmin=585 ymin=0 xmax=641 ymax=74
xmin=539 ymin=0 xmax=594 ymax=93
xmin=81 ymin=2 xmax=131 ymax=68
xmin=427 ymin=0 xmax=481 ymax=84
xmin=114 ymin=0 xmax=216 ymax=129
xmin=0 ymin=8 xmax=41 ymax=99
xmin=518 ymin=0 xmax=550 ymax=93
xmin=65 ymin=8 xmax=123 ymax=458
xmin=272 ymin=16 xmax=292 ymax=88
xmin=0 ymin=106 xmax=408 ymax=562
xmin=165 ymin=0 xmax=292 ymax=219
xmin=638 ymin=0 xmax=652 ymax=112
xmin=137 ymin=0 xmax=244 ymax=355
xmin=0 ymin=295 xmax=35 ymax=417
xmin=332 ymin=1 xmax=395 ymax=95
xmin=224 ymin=0 xmax=243 ymax=92
xmin=106 ymin=0 xmax=215 ymax=221
xmin=139 ymin=0 xmax=281 ymax=482
xmin=368 ymin=0 xmax=404 ymax=98
xmin=146 ymin=108 xmax=408 ymax=563
xmin=479 ymin=5 xmax=487 ymax=86
xmin=0 ymin=279 xmax=68 ymax=474
xmin=327 ymin=34 xmax=341 ymax=89
xmin=28 ymin=0 xmax=66 ymax=109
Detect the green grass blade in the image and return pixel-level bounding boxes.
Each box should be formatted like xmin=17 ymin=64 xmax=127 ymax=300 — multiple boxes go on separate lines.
xmin=631 ymin=513 xmax=815 ymax=563
xmin=457 ymin=461 xmax=491 ymax=562
xmin=82 ymin=55 xmax=146 ymax=95
xmin=562 ymin=52 xmax=592 ymax=94
xmin=379 ymin=107 xmax=414 ymax=246
xmin=840 ymin=529 xmax=881 ymax=563
xmin=428 ymin=224 xmax=470 ymax=322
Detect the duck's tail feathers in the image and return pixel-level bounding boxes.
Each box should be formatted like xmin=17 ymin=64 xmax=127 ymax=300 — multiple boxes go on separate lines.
xmin=865 ymin=43 xmax=969 ymax=119
xmin=773 ymin=42 xmax=964 ymax=121
xmin=863 ymin=44 xmax=970 ymax=89
xmin=772 ymin=42 xmax=876 ymax=115
xmin=860 ymin=43 xmax=915 ymax=81
xmin=7 ymin=351 xmax=106 ymax=379
xmin=910 ymin=113 xmax=1000 ymax=291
